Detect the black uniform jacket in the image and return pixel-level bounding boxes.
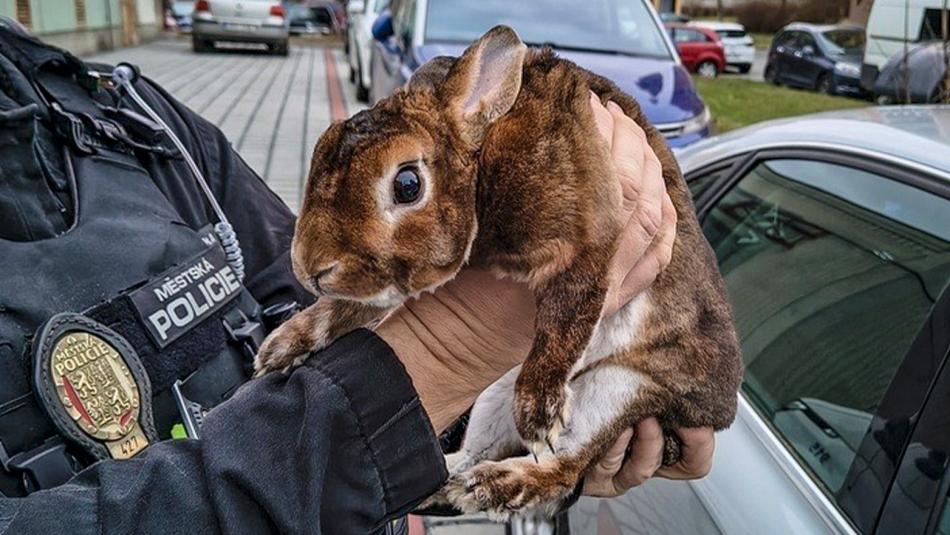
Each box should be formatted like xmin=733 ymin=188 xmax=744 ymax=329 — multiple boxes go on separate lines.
xmin=0 ymin=59 xmax=447 ymax=534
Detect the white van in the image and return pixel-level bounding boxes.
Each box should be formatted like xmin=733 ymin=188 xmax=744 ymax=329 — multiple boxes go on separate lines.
xmin=862 ymin=0 xmax=949 ymax=90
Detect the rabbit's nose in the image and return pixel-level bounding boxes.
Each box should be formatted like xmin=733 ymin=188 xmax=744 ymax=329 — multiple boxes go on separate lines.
xmin=310 ymin=264 xmax=338 ymax=292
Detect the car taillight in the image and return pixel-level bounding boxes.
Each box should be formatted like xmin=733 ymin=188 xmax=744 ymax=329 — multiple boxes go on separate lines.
xmin=194 ymin=0 xmax=210 ymax=12
xmin=269 ymin=5 xmax=284 ymax=17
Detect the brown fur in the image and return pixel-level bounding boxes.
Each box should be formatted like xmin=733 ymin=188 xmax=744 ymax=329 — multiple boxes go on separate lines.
xmin=255 ymin=26 xmax=742 ymax=517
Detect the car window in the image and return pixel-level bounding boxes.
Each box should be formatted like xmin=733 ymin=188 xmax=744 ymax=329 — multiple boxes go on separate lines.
xmin=799 ymin=32 xmax=817 ymax=50
xmin=717 ymin=29 xmax=748 ymax=39
xmin=921 ymin=8 xmax=950 ymax=41
xmin=775 ymin=31 xmax=797 ymax=48
xmin=937 ymin=495 xmax=950 ymax=535
xmin=687 ymin=161 xmax=736 ymax=199
xmin=424 ymin=0 xmax=672 ymax=59
xmin=702 ymin=158 xmax=950 ymax=496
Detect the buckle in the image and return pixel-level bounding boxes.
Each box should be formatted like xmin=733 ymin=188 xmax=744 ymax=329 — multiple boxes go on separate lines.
xmin=223 ymin=309 xmax=265 ymax=361
xmin=171 ymin=380 xmax=206 ymax=439
xmin=50 ymin=102 xmax=95 ymax=155
xmin=0 ymin=437 xmax=78 ymax=493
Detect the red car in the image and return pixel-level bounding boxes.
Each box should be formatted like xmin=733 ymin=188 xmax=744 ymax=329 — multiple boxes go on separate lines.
xmin=666 ymin=23 xmax=726 ymax=77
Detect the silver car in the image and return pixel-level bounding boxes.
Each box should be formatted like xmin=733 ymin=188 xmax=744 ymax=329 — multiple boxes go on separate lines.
xmin=192 ymin=0 xmax=290 ymax=55
xmin=564 ymin=106 xmax=950 ymax=534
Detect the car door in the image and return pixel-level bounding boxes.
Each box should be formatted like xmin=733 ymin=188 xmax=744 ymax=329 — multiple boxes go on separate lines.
xmin=371 ymin=0 xmax=408 ymax=102
xmin=792 ymin=32 xmax=824 ymax=88
xmin=566 ymin=150 xmax=950 ymax=534
xmin=673 ymin=28 xmax=706 ymax=71
xmin=771 ymin=31 xmax=801 ymax=85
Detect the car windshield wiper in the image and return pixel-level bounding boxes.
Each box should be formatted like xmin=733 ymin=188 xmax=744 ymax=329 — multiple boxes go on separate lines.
xmin=522 ymin=41 xmax=661 ymax=59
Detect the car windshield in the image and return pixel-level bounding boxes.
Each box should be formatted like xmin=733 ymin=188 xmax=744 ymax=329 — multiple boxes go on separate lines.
xmin=819 ymin=29 xmax=865 ymax=55
xmin=424 ymin=0 xmax=672 ymax=59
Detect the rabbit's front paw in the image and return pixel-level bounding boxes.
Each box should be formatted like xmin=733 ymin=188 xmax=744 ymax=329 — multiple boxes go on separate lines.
xmin=444 ymin=459 xmax=568 ymax=521
xmin=253 ymin=321 xmax=316 ymax=377
xmin=513 ymin=377 xmax=572 ymax=456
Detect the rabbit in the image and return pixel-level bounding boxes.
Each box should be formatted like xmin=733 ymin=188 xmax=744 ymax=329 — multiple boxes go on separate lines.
xmin=254 ymin=25 xmax=742 ymax=519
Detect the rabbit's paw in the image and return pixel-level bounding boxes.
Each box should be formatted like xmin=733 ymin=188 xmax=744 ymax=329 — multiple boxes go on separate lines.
xmin=253 ymin=320 xmax=317 ymax=377
xmin=513 ymin=378 xmax=572 ymax=456
xmin=444 ymin=459 xmax=567 ymax=521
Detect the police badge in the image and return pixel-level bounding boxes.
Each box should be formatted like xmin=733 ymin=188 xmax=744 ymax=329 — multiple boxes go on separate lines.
xmin=33 ymin=313 xmax=158 ymax=460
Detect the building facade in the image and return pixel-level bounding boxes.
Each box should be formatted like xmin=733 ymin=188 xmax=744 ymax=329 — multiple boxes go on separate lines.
xmin=0 ymin=0 xmax=163 ymax=55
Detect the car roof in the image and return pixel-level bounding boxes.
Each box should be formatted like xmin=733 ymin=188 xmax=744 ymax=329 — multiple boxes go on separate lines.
xmin=783 ymin=22 xmax=864 ymax=34
xmin=676 ymin=105 xmax=950 ymax=182
xmin=692 ymin=21 xmax=744 ymax=31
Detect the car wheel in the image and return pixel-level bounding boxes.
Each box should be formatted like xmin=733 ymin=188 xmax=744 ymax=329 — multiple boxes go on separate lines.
xmin=271 ymin=40 xmax=289 ymax=57
xmin=697 ymin=61 xmax=719 ymax=78
xmin=816 ymin=73 xmax=834 ymax=95
xmin=737 ymin=63 xmax=752 ymax=74
xmin=764 ymin=64 xmax=779 ymax=85
xmin=355 ymin=58 xmax=370 ymax=103
xmin=192 ymin=35 xmax=212 ymax=53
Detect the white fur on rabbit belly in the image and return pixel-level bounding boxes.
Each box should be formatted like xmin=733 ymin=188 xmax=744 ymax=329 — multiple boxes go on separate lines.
xmin=453 ymin=291 xmax=653 ymax=467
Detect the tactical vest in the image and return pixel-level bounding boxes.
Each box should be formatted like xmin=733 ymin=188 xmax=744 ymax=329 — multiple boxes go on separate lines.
xmin=0 ymin=28 xmax=272 ymax=496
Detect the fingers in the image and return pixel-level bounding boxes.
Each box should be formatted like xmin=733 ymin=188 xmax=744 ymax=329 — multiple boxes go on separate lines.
xmin=612 ymin=418 xmax=665 ymax=492
xmin=616 ymin=192 xmax=677 ymax=303
xmin=590 ymin=92 xmax=614 ymax=149
xmin=581 ymin=428 xmax=634 ymax=497
xmin=606 ymin=101 xmax=648 ymax=217
xmin=655 ymin=427 xmax=715 ymax=480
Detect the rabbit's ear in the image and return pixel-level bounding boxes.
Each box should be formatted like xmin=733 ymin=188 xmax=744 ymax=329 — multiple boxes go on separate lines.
xmin=407 ymin=56 xmax=456 ymax=90
xmin=440 ymin=25 xmax=526 ymax=145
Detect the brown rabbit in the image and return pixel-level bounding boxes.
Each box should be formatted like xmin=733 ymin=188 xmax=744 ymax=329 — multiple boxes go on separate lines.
xmin=254 ymin=26 xmax=742 ymax=518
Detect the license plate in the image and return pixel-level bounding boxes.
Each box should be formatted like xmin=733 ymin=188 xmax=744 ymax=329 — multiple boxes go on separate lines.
xmin=224 ymin=23 xmax=256 ymax=32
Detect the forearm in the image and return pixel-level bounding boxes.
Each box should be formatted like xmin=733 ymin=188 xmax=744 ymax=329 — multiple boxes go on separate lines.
xmin=376 ymin=270 xmax=536 ymax=434
xmin=0 ymin=331 xmax=446 ymax=535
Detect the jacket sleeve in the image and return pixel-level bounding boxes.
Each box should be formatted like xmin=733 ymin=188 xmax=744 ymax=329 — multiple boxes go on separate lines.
xmin=0 ymin=330 xmax=447 ymax=535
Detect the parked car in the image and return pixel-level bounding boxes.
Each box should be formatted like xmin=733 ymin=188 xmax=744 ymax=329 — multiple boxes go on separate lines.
xmin=346 ymin=0 xmax=389 ymax=102
xmin=693 ymin=21 xmax=755 ymax=73
xmin=561 ymin=105 xmax=950 ymax=534
xmin=861 ymin=0 xmax=948 ymax=92
xmin=167 ymin=1 xmax=194 ymax=33
xmin=765 ymin=23 xmax=866 ymax=97
xmin=370 ymin=0 xmax=712 ymax=148
xmin=874 ymin=41 xmax=949 ymax=104
xmin=286 ymin=1 xmax=340 ymax=36
xmin=192 ymin=0 xmax=290 ymax=55
xmin=666 ymin=23 xmax=726 ymax=78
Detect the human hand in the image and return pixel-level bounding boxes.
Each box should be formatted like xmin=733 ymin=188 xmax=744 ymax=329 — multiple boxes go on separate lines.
xmin=377 ymin=96 xmax=676 ymax=433
xmin=581 ymin=419 xmax=715 ymax=497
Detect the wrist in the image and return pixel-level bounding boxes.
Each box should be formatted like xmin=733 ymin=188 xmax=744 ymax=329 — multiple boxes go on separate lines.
xmin=376 ymin=306 xmax=492 ymax=434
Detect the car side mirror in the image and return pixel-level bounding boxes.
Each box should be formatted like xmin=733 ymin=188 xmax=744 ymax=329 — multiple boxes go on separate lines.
xmin=802 ymin=45 xmax=815 ymax=56
xmin=372 ymin=10 xmax=394 ymax=42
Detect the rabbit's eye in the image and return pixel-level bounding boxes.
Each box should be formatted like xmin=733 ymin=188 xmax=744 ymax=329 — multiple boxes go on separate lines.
xmin=393 ymin=168 xmax=422 ymax=204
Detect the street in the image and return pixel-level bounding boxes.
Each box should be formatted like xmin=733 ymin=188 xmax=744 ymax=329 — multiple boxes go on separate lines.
xmin=91 ymin=38 xmax=365 ymax=213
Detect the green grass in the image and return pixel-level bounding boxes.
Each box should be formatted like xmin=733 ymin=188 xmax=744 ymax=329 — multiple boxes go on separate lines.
xmin=694 ymin=76 xmax=867 ymax=133
xmin=750 ymin=32 xmax=775 ymax=50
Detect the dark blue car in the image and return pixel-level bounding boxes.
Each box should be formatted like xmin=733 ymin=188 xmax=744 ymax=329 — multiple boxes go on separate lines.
xmin=764 ymin=23 xmax=867 ymax=97
xmin=369 ymin=0 xmax=712 ymax=148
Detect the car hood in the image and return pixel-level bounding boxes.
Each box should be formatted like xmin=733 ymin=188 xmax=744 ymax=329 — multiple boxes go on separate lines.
xmin=418 ymin=42 xmax=706 ymax=125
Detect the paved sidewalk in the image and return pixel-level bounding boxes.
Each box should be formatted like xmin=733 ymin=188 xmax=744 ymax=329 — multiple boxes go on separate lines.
xmin=91 ymin=38 xmax=364 ymax=213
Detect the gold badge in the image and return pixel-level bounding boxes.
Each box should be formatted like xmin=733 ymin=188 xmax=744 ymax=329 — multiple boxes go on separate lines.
xmin=34 ymin=314 xmax=157 ymax=461
xmin=49 ymin=332 xmax=149 ymax=459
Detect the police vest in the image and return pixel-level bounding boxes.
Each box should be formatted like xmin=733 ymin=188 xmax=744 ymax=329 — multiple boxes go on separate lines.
xmin=0 ymin=28 xmax=270 ymax=496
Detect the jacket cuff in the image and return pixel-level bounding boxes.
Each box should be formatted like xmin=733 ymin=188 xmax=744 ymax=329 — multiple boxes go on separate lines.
xmin=307 ymin=329 xmax=448 ymax=519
